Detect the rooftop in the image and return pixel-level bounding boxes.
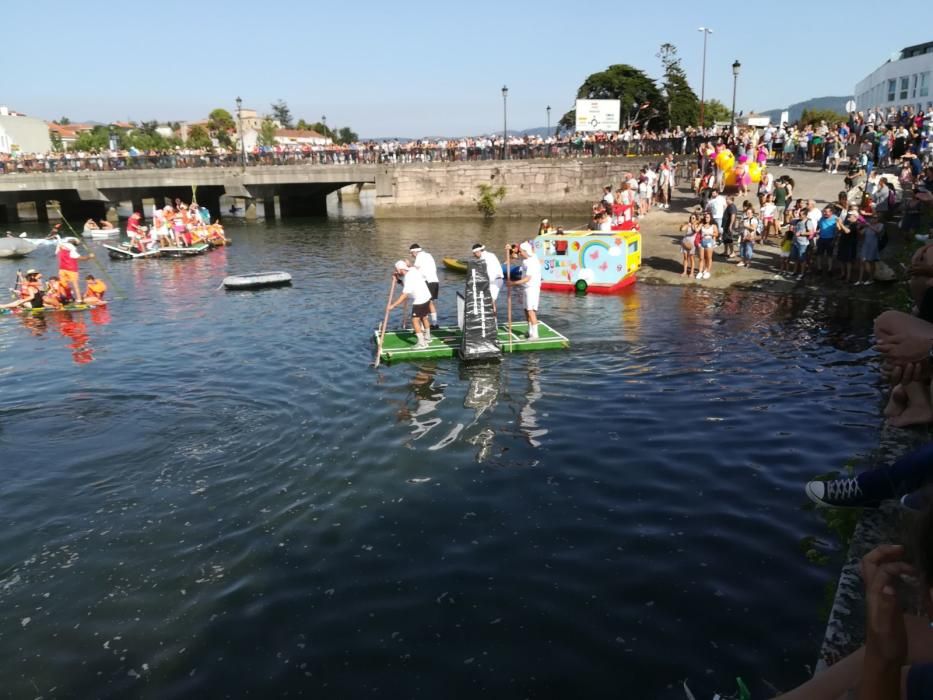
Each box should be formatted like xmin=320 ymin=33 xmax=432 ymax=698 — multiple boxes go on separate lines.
xmin=899 ymin=41 xmax=933 ymax=60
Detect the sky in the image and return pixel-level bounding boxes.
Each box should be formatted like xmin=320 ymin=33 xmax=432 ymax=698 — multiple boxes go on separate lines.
xmin=3 ymin=0 xmax=929 ymax=138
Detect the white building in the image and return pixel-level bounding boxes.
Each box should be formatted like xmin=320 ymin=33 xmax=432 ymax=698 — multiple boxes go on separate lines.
xmin=854 ymin=41 xmax=933 ymax=113
xmin=0 ymin=107 xmax=53 ymax=154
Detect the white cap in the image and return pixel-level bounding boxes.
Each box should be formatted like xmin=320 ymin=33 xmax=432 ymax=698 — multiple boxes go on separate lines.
xmin=394 ymin=260 xmax=409 ymax=271
xmin=519 ymin=242 xmax=533 ymax=254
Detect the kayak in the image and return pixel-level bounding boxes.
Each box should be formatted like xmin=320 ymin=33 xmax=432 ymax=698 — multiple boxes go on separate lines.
xmin=83 ymin=227 xmax=120 ymax=239
xmin=442 ymin=256 xmax=522 ymax=280
xmin=2 ymin=302 xmax=102 ymax=315
xmin=159 ymin=243 xmax=209 ymax=257
xmin=223 ymin=271 xmax=292 ymax=290
xmin=0 ymin=238 xmax=36 ymax=259
xmin=103 ymin=244 xmax=161 ymax=260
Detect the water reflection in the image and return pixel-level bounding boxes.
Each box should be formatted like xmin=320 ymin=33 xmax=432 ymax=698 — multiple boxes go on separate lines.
xmin=519 ymin=355 xmax=546 ymax=447
xmin=396 ymin=364 xmax=446 ymax=443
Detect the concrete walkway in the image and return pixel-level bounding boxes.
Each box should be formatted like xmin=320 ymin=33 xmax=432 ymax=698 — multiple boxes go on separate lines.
xmin=637 ymin=165 xmax=854 ymax=290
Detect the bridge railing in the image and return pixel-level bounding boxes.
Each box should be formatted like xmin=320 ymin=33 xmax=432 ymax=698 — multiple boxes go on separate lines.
xmin=0 ymin=137 xmax=706 ymax=174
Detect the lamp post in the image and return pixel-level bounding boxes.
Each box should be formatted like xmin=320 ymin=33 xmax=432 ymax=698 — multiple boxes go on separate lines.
xmin=501 ymin=85 xmax=509 ymax=160
xmin=321 ymin=114 xmax=327 ymax=140
xmin=546 ymin=105 xmax=551 ymax=157
xmin=730 ymin=60 xmax=741 ymax=133
xmin=236 ymin=96 xmax=246 ymax=171
xmin=697 ymin=27 xmax=713 ymax=129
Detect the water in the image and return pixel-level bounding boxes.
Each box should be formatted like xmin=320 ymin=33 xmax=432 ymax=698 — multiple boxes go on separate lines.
xmin=0 ymin=200 xmax=884 ymax=698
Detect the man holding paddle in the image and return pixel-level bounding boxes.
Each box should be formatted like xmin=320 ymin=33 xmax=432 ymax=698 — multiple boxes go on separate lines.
xmin=387 ymin=260 xmax=433 ymax=349
xmin=56 ymin=237 xmax=94 ymax=303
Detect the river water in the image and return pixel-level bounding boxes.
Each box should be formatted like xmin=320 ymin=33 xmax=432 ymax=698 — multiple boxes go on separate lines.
xmin=0 ymin=198 xmax=884 ymax=698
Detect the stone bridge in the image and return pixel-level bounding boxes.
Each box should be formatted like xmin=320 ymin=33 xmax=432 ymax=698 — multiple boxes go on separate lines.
xmin=0 ymin=157 xmax=656 ymax=222
xmin=0 ymin=164 xmax=386 ymax=222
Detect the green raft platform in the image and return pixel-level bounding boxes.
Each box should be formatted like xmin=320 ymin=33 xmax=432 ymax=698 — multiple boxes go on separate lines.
xmin=374 ymin=321 xmax=569 ymax=364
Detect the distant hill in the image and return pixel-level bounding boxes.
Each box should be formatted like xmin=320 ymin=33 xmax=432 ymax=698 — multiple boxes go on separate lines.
xmin=758 ymin=96 xmax=853 ymax=125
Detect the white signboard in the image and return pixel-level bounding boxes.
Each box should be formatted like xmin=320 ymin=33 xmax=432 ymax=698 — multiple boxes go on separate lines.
xmin=575 ymin=99 xmax=621 ymax=132
xmin=845 ymin=100 xmax=856 ymax=113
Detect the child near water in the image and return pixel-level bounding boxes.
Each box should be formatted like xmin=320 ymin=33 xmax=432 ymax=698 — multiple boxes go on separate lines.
xmin=779 ymin=229 xmax=793 ymax=276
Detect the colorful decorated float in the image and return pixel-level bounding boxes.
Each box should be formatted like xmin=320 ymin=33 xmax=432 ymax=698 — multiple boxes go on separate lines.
xmin=530 ymin=227 xmax=641 ymax=294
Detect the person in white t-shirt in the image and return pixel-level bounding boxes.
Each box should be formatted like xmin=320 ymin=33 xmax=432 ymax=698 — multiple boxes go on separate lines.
xmin=601 ymin=186 xmax=614 ymax=207
xmin=509 ymin=241 xmax=542 ymax=339
xmin=388 ymin=260 xmax=433 ymax=349
xmin=471 ymin=243 xmax=504 ymax=311
xmin=409 ymin=243 xmax=439 ymax=327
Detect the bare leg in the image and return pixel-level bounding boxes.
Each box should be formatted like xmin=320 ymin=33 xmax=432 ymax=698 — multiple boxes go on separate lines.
xmin=776 ymin=614 xmax=933 ymax=699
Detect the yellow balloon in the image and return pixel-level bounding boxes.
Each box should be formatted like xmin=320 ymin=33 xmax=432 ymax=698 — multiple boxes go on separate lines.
xmin=748 ymin=162 xmax=762 ymax=183
xmin=723 ymin=168 xmax=737 ymax=187
xmin=716 ymin=150 xmax=735 ymax=171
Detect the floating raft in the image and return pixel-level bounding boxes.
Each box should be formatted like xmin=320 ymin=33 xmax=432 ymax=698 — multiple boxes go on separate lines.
xmin=374 ymin=321 xmax=569 ymax=364
xmin=223 ymin=271 xmax=292 ymax=290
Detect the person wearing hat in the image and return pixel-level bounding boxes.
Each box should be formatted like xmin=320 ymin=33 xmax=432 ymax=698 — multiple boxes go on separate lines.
xmin=509 ymin=241 xmax=542 ymax=339
xmin=387 ymin=260 xmax=433 ymax=349
xmin=471 ymin=243 xmax=504 ymax=312
xmin=56 ymin=236 xmax=94 ymax=303
xmin=1 ymin=270 xmax=44 ymax=310
xmin=408 ymin=243 xmax=439 ymax=328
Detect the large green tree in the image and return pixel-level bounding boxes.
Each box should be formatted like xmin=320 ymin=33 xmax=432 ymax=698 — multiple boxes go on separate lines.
xmin=701 ymin=99 xmax=732 ymax=126
xmin=208 ymin=108 xmax=235 ymax=147
xmin=336 ymin=127 xmax=358 ymax=144
xmin=658 ymin=43 xmax=699 ymax=128
xmin=799 ymin=108 xmax=847 ymax=127
xmin=271 ymin=100 xmax=293 ymax=129
xmin=186 ymin=125 xmax=212 ymax=149
xmin=258 ymin=119 xmax=278 ymax=147
xmin=558 ymin=64 xmax=664 ymax=132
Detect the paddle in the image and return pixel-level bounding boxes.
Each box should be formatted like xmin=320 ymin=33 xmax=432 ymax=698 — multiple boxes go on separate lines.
xmin=54 ymin=208 xmax=125 ymax=300
xmin=373 ymin=274 xmax=398 ymax=368
xmin=506 ymin=244 xmax=513 ymax=352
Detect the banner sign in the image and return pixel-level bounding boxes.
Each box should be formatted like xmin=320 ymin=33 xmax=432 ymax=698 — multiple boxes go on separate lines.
xmin=575 ymin=99 xmax=621 ymax=132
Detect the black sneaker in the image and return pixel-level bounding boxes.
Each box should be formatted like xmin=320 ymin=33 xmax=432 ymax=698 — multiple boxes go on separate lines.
xmin=430 ymin=324 xmax=439 ymax=330
xmin=805 ymin=477 xmax=879 ymax=508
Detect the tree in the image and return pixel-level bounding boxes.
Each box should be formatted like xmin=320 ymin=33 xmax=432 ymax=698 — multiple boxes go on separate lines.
xmin=208 ymin=108 xmax=235 ymax=147
xmin=295 ymin=118 xmax=311 ymax=131
xmin=58 ymin=116 xmax=71 ymax=125
xmin=168 ymin=121 xmax=181 ymax=133
xmin=271 ymin=100 xmax=293 ymax=129
xmin=658 ymin=43 xmax=699 ymax=128
xmin=258 ymin=119 xmax=278 ymax=147
xmin=336 ymin=127 xmax=358 ymax=144
xmin=558 ymin=64 xmax=664 ymax=132
xmin=309 ymin=122 xmax=334 ymax=140
xmin=49 ymin=130 xmax=63 ymax=152
xmin=71 ymin=126 xmax=110 ymax=152
xmin=799 ymin=108 xmax=848 ymax=127
xmin=186 ymin=124 xmax=212 ymax=149
xmin=701 ymin=99 xmax=732 ymax=127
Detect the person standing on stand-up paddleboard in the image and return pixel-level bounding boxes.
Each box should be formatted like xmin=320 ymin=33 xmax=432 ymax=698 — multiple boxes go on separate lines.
xmin=409 ymin=243 xmax=439 ymax=328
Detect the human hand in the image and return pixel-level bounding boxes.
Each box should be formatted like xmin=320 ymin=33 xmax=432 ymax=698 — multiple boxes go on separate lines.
xmin=875 ymin=333 xmax=933 ymax=365
xmin=861 ymin=544 xmax=915 ymax=663
xmin=909 ymin=259 xmax=933 ymax=277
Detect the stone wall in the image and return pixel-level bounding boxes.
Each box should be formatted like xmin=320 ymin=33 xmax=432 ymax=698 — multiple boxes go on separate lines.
xmin=374 ymin=158 xmax=653 ymax=219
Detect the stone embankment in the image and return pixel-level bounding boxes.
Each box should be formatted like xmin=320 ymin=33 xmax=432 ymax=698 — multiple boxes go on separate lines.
xmin=373 ymin=157 xmax=655 ymax=218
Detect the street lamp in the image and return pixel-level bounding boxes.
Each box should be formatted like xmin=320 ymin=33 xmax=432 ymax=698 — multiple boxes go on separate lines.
xmin=697 ymin=27 xmax=713 ymax=129
xmin=501 ymin=85 xmax=509 ymax=160
xmin=321 ymin=114 xmax=327 ymax=139
xmin=730 ymin=60 xmax=741 ymax=133
xmin=236 ymin=96 xmax=246 ymax=171
xmin=546 ymin=105 xmax=551 ymax=134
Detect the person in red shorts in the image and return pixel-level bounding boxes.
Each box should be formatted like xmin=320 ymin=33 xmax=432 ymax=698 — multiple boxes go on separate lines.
xmin=56 ymin=237 xmax=94 ymax=303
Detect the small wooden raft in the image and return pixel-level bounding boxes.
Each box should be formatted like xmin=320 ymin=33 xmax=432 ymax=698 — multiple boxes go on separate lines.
xmin=373 ymin=321 xmax=569 ymax=364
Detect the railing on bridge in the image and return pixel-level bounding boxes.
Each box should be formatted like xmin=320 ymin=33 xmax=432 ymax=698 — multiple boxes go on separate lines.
xmin=0 ymin=137 xmax=706 ymax=175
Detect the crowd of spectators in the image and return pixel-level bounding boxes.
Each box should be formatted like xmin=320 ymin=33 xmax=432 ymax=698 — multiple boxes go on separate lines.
xmin=0 ymin=125 xmax=736 ymax=174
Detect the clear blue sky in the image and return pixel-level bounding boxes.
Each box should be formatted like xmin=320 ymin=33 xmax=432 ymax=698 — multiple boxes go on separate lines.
xmin=5 ymin=0 xmax=928 ymax=137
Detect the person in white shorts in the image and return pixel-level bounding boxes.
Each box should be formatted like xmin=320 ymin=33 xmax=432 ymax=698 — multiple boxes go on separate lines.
xmin=388 ymin=260 xmax=433 ymax=349
xmin=409 ymin=243 xmax=439 ymax=328
xmin=471 ymin=243 xmax=504 ymax=311
xmin=509 ymin=241 xmax=542 ymax=338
